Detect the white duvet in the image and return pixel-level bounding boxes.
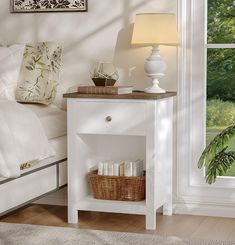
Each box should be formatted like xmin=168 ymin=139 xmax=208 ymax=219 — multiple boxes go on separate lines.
xmin=0 ymin=100 xmax=55 ymax=178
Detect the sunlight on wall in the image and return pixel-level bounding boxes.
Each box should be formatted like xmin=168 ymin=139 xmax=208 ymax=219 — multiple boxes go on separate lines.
xmin=0 ymin=0 xmax=177 ymax=104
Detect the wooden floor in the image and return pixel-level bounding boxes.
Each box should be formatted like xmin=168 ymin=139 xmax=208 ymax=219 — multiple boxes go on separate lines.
xmin=1 ymin=204 xmax=235 ymax=242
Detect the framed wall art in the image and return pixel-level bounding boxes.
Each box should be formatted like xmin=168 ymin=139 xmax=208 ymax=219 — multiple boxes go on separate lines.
xmin=11 ymin=0 xmax=88 ymax=13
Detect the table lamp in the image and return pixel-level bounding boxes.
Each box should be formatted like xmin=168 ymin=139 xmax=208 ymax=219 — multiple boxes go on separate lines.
xmin=131 ymin=13 xmax=179 ymax=93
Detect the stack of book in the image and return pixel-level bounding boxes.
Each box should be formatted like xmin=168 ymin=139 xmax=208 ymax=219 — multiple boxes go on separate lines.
xmin=77 ymin=86 xmax=133 ymax=95
xmin=97 ymin=159 xmax=144 ymax=177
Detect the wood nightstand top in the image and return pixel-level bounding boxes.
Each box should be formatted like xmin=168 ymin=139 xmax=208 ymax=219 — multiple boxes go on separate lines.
xmin=63 ymin=91 xmax=177 ymax=100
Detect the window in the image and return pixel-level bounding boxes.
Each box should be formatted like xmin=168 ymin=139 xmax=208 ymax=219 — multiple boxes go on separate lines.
xmin=206 ymin=0 xmax=235 ymax=176
xmin=177 ymin=0 xmax=235 ymax=208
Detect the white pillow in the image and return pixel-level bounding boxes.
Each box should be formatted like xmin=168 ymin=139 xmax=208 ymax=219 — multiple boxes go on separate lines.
xmin=0 ymin=45 xmax=25 ymax=101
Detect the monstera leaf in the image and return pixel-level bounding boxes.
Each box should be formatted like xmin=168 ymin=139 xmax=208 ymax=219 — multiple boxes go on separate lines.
xmin=198 ymin=124 xmax=235 ymax=184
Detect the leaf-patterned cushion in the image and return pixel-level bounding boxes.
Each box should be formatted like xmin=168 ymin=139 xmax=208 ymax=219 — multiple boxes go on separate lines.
xmin=15 ymin=42 xmax=63 ymax=105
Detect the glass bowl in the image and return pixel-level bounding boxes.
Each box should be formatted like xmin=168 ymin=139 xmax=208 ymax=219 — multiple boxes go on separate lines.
xmin=90 ymin=62 xmax=119 ymax=86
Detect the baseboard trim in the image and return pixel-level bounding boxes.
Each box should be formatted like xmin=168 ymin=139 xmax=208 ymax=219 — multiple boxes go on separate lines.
xmin=34 ymin=188 xmax=235 ymax=219
xmin=34 ymin=187 xmax=67 ymax=206
xmin=34 ymin=197 xmax=67 ymax=206
xmin=174 ymin=201 xmax=235 ymax=218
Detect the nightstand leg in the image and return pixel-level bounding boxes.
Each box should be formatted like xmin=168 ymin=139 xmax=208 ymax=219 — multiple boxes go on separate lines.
xmin=146 ymin=210 xmax=156 ymax=230
xmin=68 ymin=206 xmax=78 ymax=224
xmin=163 ymin=97 xmax=173 ymax=217
xmin=146 ymin=165 xmax=157 ymax=229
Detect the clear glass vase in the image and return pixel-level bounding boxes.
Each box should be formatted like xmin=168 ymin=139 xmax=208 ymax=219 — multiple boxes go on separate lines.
xmin=90 ymin=62 xmax=119 ymax=86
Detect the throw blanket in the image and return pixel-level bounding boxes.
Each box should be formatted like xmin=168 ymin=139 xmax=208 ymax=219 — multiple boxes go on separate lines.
xmin=0 ymin=100 xmax=55 ymax=178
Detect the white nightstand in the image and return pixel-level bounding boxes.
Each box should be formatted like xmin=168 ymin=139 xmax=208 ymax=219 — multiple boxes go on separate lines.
xmin=64 ymin=91 xmax=176 ymax=230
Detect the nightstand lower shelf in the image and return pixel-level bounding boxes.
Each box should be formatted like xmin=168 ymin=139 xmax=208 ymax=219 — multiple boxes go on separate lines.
xmin=69 ymin=195 xmax=168 ymax=226
xmin=76 ymin=195 xmax=146 ymax=215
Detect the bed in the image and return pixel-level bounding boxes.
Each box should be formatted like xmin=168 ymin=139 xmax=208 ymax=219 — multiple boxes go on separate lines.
xmin=0 ymin=103 xmax=67 ymax=216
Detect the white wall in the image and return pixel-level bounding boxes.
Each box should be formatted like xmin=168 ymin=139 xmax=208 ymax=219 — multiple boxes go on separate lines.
xmin=1 ymin=0 xmax=179 ymax=207
xmin=0 ymin=0 xmax=178 ymax=103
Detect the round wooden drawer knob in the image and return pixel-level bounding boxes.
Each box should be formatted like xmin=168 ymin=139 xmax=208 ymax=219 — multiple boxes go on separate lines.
xmin=105 ymin=116 xmax=112 ymax=122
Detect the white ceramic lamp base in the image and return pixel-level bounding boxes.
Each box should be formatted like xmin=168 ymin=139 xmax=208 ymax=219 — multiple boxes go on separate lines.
xmin=144 ymin=45 xmax=167 ymax=94
xmin=144 ymin=78 xmax=166 ymax=93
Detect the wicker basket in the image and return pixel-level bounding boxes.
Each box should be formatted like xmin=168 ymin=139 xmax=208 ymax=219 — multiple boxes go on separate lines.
xmin=88 ymin=170 xmax=146 ymax=201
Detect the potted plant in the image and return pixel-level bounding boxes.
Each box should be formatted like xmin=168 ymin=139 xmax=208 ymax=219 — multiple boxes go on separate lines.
xmin=198 ymin=124 xmax=235 ymax=184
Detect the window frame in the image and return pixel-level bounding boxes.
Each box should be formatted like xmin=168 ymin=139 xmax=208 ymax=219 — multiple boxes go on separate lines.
xmin=191 ymin=0 xmax=235 ymax=187
xmin=206 ymin=0 xmax=235 ymax=179
xmin=177 ymin=0 xmax=235 ymax=207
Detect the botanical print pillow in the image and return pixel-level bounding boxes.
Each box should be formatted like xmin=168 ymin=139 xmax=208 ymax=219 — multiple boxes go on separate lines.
xmin=0 ymin=44 xmax=25 ymax=101
xmin=15 ymin=42 xmax=63 ymax=105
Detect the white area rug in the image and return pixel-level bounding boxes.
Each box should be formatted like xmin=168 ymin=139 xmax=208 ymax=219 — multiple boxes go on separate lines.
xmin=0 ymin=222 xmax=235 ymax=245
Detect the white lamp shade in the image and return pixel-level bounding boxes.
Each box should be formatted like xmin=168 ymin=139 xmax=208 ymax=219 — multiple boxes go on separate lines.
xmin=131 ymin=13 xmax=179 ymax=46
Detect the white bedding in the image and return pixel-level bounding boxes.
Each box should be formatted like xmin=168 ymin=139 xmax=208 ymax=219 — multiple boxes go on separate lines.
xmin=0 ymin=135 xmax=67 ymax=182
xmin=0 ymin=45 xmax=25 ymax=101
xmin=0 ymin=101 xmax=55 ymax=178
xmin=24 ymin=104 xmax=67 ymax=140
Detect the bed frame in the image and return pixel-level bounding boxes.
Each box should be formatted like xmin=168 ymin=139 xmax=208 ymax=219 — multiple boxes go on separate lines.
xmin=0 ymin=158 xmax=67 ymax=216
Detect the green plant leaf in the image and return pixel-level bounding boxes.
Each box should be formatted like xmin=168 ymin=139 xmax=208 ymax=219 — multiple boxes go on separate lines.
xmin=198 ymin=124 xmax=235 ymax=170
xmin=205 ymin=149 xmax=235 ymax=184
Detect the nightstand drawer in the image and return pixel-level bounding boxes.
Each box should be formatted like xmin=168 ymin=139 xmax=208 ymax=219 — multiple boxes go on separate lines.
xmin=73 ymin=101 xmax=147 ymax=135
